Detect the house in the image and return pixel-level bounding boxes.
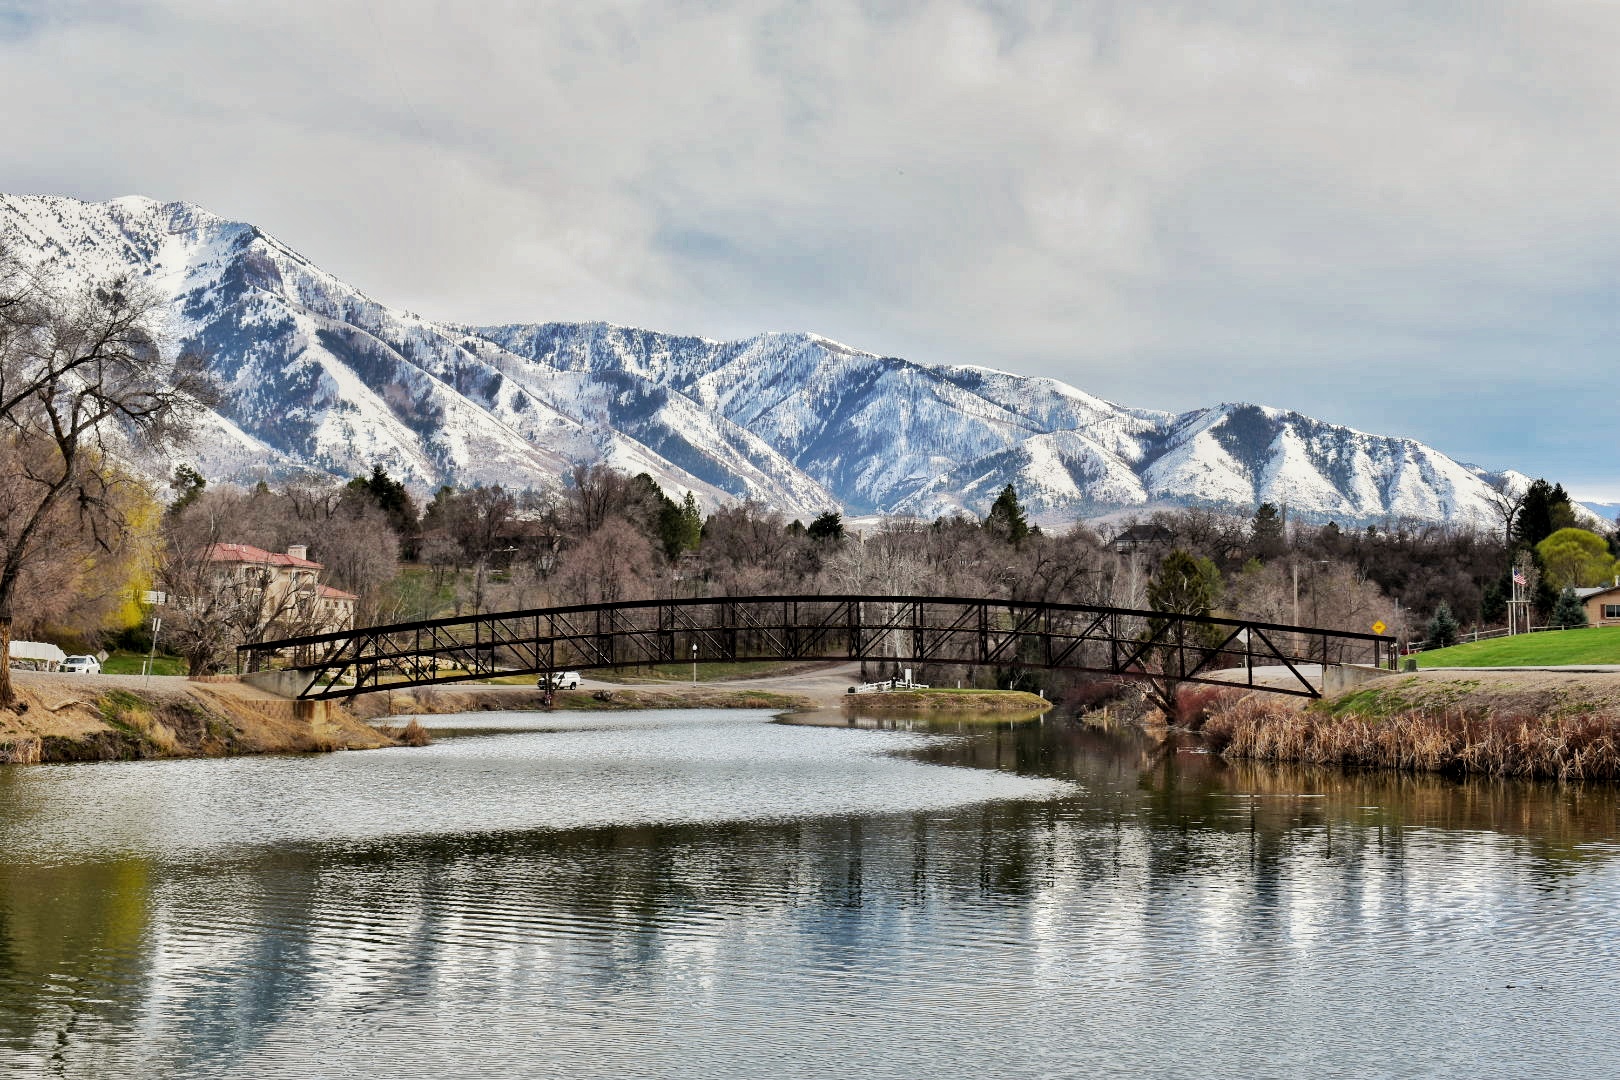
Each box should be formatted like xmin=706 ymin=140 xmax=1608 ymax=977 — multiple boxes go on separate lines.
xmin=204 ymin=543 xmax=357 ymax=635
xmin=1111 ymin=523 xmax=1175 ymax=554
xmin=1575 ymin=581 xmax=1620 ymax=628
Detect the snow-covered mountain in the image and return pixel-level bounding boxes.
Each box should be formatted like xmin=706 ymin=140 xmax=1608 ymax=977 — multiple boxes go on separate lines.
xmin=0 ymin=193 xmax=1543 ymax=529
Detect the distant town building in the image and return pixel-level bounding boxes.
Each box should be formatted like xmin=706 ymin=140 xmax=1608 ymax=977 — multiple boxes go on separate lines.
xmin=1574 ymin=582 xmax=1620 ymax=627
xmin=203 ymin=543 xmax=357 ymax=635
xmin=1110 ymin=523 xmax=1176 ymax=554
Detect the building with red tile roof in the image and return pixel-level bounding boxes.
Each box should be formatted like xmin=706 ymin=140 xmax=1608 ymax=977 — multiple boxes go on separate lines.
xmin=204 ymin=543 xmax=356 ymax=634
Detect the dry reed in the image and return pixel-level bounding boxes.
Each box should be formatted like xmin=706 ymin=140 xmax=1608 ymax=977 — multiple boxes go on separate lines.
xmin=375 ymin=718 xmax=432 ymax=746
xmin=0 ymin=736 xmax=41 ymax=764
xmin=1205 ymin=694 xmax=1620 ymax=782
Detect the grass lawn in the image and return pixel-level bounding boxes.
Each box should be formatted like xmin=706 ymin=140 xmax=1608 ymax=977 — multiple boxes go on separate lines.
xmin=1416 ymin=626 xmax=1620 ymax=668
xmin=101 ymin=651 xmax=187 ymax=676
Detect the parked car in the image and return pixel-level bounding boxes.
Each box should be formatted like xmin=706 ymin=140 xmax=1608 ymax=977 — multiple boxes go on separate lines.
xmin=541 ymin=671 xmax=581 ymax=689
xmin=61 ymin=655 xmax=101 ymax=674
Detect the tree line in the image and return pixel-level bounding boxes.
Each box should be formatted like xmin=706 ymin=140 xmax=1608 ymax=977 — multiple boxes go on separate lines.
xmin=154 ymin=467 xmax=1619 ymax=671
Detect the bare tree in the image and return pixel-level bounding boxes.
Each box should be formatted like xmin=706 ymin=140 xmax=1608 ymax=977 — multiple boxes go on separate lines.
xmin=312 ymin=494 xmax=401 ymax=622
xmin=1483 ymin=475 xmax=1525 ymax=550
xmin=550 ymin=516 xmax=660 ymax=605
xmin=0 ymin=441 xmax=158 ymax=642
xmin=158 ymin=524 xmax=251 ymax=675
xmin=699 ymin=501 xmax=813 ymax=595
xmin=562 ymin=463 xmax=629 ymax=536
xmin=0 ymin=255 xmax=214 ymax=705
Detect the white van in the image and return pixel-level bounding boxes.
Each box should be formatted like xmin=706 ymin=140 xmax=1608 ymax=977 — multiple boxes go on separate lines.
xmin=542 ymin=671 xmax=581 ymax=689
xmin=61 ymin=655 xmax=101 ymax=674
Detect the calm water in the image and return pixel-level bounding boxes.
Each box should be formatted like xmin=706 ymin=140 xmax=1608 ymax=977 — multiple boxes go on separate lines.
xmin=4 ymin=708 xmax=1620 ymax=1078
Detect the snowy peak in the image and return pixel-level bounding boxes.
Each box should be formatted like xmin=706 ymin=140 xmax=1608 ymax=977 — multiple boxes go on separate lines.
xmin=0 ymin=193 xmax=1535 ymax=529
xmin=1138 ymin=403 xmax=1495 ymax=523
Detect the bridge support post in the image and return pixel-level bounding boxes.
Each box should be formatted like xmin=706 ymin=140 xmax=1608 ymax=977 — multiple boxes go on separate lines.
xmin=242 ymin=668 xmax=318 ymax=700
xmin=1321 ymin=664 xmax=1396 ymax=695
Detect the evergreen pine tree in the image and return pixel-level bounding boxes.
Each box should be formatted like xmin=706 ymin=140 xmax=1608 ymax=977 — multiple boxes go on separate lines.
xmin=1147 ymin=549 xmax=1217 ymax=618
xmin=167 ymin=463 xmax=206 ymax=516
xmin=807 ymin=510 xmax=845 ymax=544
xmin=984 ymin=484 xmax=1030 ymax=545
xmin=1250 ymin=502 xmax=1285 ymax=561
xmin=678 ymin=492 xmax=704 ymax=551
xmin=347 ymin=464 xmax=420 ymax=554
xmin=1425 ymin=603 xmax=1459 ymax=649
xmin=1552 ymin=586 xmax=1589 ymax=628
xmin=1514 ymin=479 xmax=1574 ymax=548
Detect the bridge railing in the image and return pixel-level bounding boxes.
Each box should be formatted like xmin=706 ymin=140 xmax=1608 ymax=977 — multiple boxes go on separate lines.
xmin=239 ymin=594 xmax=1396 ymax=701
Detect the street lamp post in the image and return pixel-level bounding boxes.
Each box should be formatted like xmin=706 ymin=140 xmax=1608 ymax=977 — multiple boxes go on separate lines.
xmin=691 ymin=642 xmax=698 ymax=685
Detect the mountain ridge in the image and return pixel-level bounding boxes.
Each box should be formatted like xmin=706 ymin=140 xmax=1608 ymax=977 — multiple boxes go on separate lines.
xmin=0 ymin=192 xmax=1548 ymax=530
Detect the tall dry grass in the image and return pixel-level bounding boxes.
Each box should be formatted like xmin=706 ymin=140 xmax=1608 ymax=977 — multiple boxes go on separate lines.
xmin=375 ymin=718 xmax=432 ymax=746
xmin=1205 ymin=695 xmax=1620 ymax=782
xmin=0 ymin=736 xmax=41 ymax=764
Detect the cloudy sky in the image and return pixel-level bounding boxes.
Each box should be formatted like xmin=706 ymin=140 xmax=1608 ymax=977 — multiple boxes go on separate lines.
xmin=3 ymin=0 xmax=1616 ymax=500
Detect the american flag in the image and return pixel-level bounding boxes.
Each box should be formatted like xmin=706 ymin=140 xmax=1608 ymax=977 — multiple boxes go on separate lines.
xmin=1512 ymin=570 xmax=1527 ymax=586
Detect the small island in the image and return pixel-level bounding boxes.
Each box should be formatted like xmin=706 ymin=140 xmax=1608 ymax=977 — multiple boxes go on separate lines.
xmin=843 ymin=687 xmax=1054 ymax=717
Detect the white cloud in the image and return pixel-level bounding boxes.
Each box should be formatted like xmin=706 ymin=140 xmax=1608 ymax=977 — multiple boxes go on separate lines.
xmin=1 ymin=0 xmax=1617 ymax=490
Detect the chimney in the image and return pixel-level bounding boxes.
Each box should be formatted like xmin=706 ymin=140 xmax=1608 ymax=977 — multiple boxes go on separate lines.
xmin=287 ymin=544 xmax=308 ymax=562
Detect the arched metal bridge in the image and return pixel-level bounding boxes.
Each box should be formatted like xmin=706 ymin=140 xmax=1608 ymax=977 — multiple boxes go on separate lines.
xmin=239 ymin=594 xmax=1397 ymax=701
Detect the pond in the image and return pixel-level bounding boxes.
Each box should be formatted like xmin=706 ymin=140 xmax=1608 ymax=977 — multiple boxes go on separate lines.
xmin=2 ymin=708 xmax=1618 ymax=1077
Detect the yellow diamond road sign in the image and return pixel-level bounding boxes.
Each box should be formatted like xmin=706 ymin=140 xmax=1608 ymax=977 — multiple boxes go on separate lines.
xmin=1371 ymin=620 xmax=1387 ymax=635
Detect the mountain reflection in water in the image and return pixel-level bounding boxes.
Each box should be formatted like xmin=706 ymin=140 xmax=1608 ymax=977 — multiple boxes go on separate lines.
xmin=2 ymin=707 xmax=1618 ymax=1079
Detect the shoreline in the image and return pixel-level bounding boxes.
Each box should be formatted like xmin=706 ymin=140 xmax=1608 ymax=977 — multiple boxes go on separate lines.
xmin=0 ymin=670 xmax=828 ymax=764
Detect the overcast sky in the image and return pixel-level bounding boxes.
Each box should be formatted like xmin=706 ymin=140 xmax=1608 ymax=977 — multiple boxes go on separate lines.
xmin=3 ymin=0 xmax=1617 ymax=500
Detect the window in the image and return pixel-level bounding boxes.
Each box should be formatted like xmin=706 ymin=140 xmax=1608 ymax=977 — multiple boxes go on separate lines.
xmin=1604 ymin=605 xmax=1620 ymax=620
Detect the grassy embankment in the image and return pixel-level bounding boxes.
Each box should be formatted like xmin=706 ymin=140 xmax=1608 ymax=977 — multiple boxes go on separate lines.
xmin=0 ymin=676 xmax=395 ymax=764
xmin=1201 ymin=670 xmax=1620 ymax=782
xmin=101 ymin=652 xmax=186 ymax=676
xmin=843 ymin=688 xmax=1053 ymax=722
xmin=1415 ymin=626 xmax=1620 ymax=668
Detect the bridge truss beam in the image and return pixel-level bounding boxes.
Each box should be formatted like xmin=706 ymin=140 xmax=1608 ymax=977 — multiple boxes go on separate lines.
xmin=239 ymin=594 xmax=1396 ymax=701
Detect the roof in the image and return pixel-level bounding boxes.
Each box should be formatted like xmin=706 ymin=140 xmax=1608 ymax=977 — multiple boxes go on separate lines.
xmin=317 ymin=584 xmax=359 ymax=601
xmin=1113 ymin=523 xmax=1175 ymax=545
xmin=205 ymin=543 xmax=324 ymax=570
xmin=1575 ymin=583 xmax=1620 ymax=600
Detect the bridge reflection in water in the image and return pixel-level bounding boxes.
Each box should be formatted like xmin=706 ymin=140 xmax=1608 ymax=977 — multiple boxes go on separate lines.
xmin=240 ymin=595 xmax=1396 ymax=702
